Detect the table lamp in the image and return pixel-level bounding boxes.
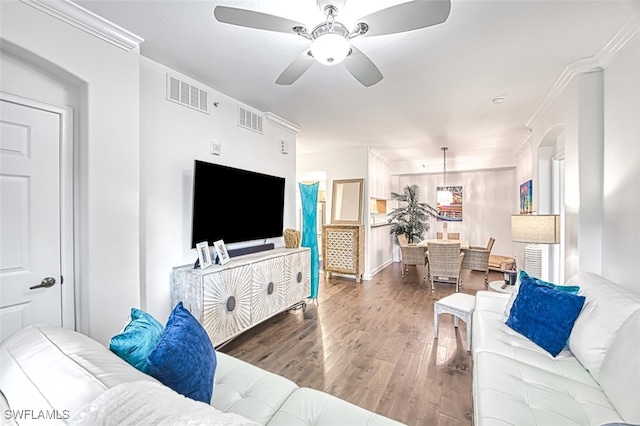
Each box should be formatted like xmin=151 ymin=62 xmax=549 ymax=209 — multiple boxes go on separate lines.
xmin=511 ymin=214 xmax=560 ymax=279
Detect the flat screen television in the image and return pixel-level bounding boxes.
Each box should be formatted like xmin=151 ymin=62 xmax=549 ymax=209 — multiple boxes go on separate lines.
xmin=191 ymin=160 xmax=285 ymax=247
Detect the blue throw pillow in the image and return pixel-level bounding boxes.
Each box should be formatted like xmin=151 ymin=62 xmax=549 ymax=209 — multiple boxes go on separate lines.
xmin=506 ymin=279 xmax=586 ymax=357
xmin=109 ymin=308 xmax=164 ymax=373
xmin=518 ymin=270 xmax=580 ymax=294
xmin=147 ymin=302 xmax=216 ymax=403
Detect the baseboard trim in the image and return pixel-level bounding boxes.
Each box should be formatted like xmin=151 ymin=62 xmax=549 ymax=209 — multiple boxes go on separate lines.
xmin=366 ymin=259 xmax=393 ymax=280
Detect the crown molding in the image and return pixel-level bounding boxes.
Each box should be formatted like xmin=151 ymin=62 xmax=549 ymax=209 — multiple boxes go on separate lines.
xmin=20 ymin=0 xmax=144 ymax=51
xmin=264 ymin=112 xmax=300 ymax=135
xmin=516 ymin=8 xmax=640 ymax=155
xmin=369 ymin=148 xmax=391 ymax=164
xmin=390 ymin=152 xmax=517 ymax=176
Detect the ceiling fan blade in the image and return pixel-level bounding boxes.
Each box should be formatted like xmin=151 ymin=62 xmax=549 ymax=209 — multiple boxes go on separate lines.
xmin=214 ymin=6 xmax=304 ymax=34
xmin=344 ymin=46 xmax=383 ymax=87
xmin=276 ymin=51 xmax=315 ymax=85
xmin=357 ymin=0 xmax=451 ymax=37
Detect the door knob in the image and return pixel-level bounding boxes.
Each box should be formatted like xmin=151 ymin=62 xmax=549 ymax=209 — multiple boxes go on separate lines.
xmin=30 ymin=277 xmax=56 ymax=290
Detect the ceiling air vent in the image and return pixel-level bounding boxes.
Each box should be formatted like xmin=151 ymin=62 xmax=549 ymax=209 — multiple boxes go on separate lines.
xmin=238 ymin=106 xmax=263 ymax=134
xmin=166 ymin=74 xmax=209 ymax=114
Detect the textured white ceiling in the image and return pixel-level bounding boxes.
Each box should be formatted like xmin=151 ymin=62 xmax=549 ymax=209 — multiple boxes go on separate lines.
xmin=76 ymin=0 xmax=640 ymax=163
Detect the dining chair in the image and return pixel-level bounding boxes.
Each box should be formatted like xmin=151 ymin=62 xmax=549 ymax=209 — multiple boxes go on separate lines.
xmin=398 ymin=234 xmax=428 ymax=279
xmin=436 ymin=232 xmax=460 ymax=240
xmin=426 ymin=241 xmax=465 ymax=291
xmin=470 ymin=237 xmax=495 ymax=252
xmin=461 ymin=237 xmax=495 ymax=286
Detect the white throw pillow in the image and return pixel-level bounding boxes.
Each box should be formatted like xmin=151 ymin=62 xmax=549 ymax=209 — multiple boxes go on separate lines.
xmin=598 ymin=310 xmax=640 ymax=424
xmin=567 ymin=272 xmax=640 ymax=381
xmin=503 ymin=277 xmax=521 ymax=317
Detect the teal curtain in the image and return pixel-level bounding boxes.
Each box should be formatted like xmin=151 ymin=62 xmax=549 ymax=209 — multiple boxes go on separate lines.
xmin=299 ymin=182 xmax=319 ymax=299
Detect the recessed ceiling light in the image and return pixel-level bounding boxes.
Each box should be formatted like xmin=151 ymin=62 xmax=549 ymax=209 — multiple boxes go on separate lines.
xmin=492 ymin=96 xmax=506 ymax=104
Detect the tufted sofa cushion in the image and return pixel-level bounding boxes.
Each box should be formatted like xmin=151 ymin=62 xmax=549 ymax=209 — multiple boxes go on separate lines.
xmin=3 ymin=325 xmax=403 ymax=426
xmin=471 ymin=278 xmax=640 ymax=426
xmin=212 ymin=352 xmax=298 ymax=425
xmin=474 ymin=310 xmax=595 ymax=385
xmin=473 ymin=350 xmax=624 ymax=425
xmin=268 ymin=387 xmax=401 ymax=426
xmin=473 ymin=309 xmax=625 ymax=425
xmin=0 ymin=325 xmax=158 ymax=422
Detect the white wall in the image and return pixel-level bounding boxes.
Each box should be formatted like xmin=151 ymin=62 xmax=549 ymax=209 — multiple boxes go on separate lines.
xmin=367 ymin=149 xmax=393 ymax=278
xmin=1 ymin=0 xmax=141 ymax=345
xmin=523 ymin=31 xmax=640 ymax=291
xmin=397 ymin=168 xmax=516 ymax=258
xmin=298 ymin=147 xmax=369 ymax=226
xmin=601 ymin=33 xmax=640 ymax=287
xmin=139 ymin=59 xmax=299 ymax=322
xmin=520 ymin=77 xmax=579 ymax=280
xmin=0 ymin=0 xmax=300 ymax=343
xmin=391 ymin=152 xmax=517 ymax=176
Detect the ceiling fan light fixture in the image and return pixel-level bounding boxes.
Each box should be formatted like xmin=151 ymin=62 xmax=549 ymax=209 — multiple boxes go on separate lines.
xmin=311 ymin=32 xmax=350 ymax=66
xmin=438 ymin=147 xmax=453 ymax=206
xmin=437 ymin=189 xmax=453 ymax=206
xmin=214 ymin=0 xmax=451 ymax=86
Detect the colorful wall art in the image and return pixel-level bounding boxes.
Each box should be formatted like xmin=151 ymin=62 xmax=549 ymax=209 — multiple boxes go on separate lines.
xmin=436 ymin=186 xmax=463 ymax=221
xmin=520 ymin=180 xmax=533 ymax=214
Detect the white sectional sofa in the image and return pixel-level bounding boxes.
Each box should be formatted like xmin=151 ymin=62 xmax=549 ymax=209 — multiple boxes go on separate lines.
xmin=472 ymin=271 xmax=640 ymax=425
xmin=0 ymin=324 xmax=402 ymax=425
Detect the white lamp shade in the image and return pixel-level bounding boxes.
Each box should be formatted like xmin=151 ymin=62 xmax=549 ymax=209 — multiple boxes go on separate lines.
xmin=311 ymin=33 xmax=350 ymax=66
xmin=511 ymin=214 xmax=561 ymax=244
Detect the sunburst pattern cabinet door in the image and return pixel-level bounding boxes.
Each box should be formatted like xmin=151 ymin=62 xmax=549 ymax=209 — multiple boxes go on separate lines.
xmin=202 ymin=266 xmax=252 ymax=346
xmin=251 ymin=256 xmax=286 ymax=324
xmin=285 ymin=250 xmax=311 ymax=307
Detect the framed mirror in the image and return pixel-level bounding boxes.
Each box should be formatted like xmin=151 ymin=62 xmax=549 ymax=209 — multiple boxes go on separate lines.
xmin=331 ymin=178 xmax=364 ymax=224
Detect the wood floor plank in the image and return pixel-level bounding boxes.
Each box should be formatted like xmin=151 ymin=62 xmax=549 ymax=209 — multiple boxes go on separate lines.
xmin=350 ymin=357 xmax=396 ymax=413
xmin=439 ymin=413 xmax=470 ymax=426
xmin=375 ymin=350 xmax=423 ymax=423
xmin=221 ymin=262 xmax=504 ymax=426
xmin=440 ymin=368 xmax=473 ymax=424
xmin=405 ymin=343 xmax=445 ymax=425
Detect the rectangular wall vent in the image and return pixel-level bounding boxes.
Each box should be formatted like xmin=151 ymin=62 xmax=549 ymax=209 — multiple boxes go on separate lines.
xmin=166 ymin=74 xmax=209 ymax=114
xmin=238 ymin=106 xmax=263 ymax=134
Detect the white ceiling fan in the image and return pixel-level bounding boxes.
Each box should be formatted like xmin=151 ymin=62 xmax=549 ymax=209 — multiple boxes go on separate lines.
xmin=214 ymin=0 xmax=451 ymax=87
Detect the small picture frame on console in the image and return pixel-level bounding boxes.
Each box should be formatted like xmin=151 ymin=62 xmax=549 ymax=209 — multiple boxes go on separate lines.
xmin=196 ymin=241 xmax=212 ymax=269
xmin=214 ymin=239 xmax=230 ymax=265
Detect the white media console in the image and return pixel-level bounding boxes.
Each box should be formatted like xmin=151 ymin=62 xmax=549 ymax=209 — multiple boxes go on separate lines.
xmin=171 ymin=247 xmax=311 ymax=347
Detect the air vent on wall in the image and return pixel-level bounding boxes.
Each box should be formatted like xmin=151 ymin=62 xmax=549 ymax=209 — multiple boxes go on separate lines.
xmin=238 ymin=106 xmax=263 ymax=134
xmin=166 ymin=74 xmax=209 ymax=114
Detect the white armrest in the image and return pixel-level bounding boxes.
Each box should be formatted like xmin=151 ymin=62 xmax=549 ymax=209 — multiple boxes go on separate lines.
xmin=474 ymin=291 xmax=509 ymax=314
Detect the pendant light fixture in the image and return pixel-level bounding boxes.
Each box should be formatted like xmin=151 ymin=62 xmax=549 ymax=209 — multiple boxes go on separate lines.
xmin=437 ymin=147 xmax=453 ymax=206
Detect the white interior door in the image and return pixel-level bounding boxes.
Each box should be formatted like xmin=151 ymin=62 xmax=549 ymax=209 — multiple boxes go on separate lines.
xmin=0 ymin=98 xmax=63 ymax=341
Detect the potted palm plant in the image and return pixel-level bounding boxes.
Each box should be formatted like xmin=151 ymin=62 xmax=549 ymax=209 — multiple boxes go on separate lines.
xmin=387 ymin=184 xmax=439 ymax=244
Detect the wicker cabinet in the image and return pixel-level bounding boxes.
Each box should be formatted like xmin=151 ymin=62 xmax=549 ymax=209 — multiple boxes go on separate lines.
xmin=322 ymin=224 xmax=364 ymax=282
xmin=171 ymin=247 xmax=310 ymax=346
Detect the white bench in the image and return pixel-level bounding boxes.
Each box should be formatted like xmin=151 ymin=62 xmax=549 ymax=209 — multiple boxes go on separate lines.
xmin=434 ymin=293 xmax=475 ymax=351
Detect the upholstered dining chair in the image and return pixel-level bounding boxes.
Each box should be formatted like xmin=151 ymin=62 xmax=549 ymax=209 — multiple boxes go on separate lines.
xmin=398 ymin=234 xmax=428 ymax=279
xmin=436 ymin=232 xmax=460 ymax=240
xmin=461 ymin=237 xmax=495 ymax=286
xmin=426 ymin=241 xmax=465 ymax=292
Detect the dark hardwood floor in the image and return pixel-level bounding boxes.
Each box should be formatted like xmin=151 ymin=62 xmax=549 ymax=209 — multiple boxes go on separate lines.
xmin=220 ymin=262 xmax=505 ymax=426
